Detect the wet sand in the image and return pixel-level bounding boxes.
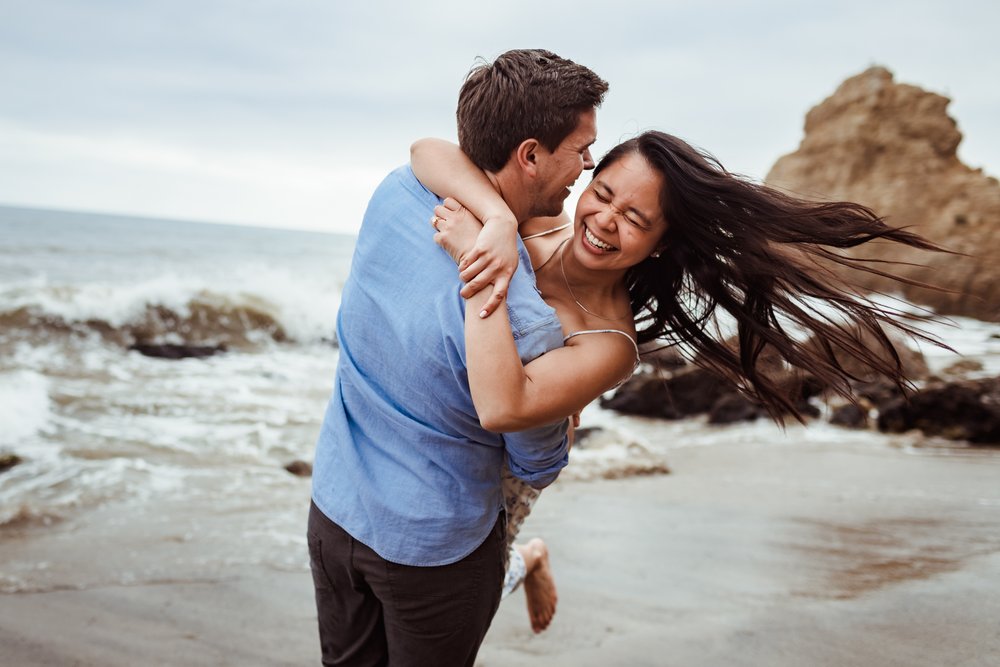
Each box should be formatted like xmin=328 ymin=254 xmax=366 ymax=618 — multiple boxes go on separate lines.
xmin=2 ymin=436 xmax=999 ymax=666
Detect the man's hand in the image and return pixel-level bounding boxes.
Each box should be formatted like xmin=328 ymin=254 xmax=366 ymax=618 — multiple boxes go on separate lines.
xmin=566 ymin=412 xmax=581 ymax=452
xmin=432 ymin=197 xmax=519 ymax=318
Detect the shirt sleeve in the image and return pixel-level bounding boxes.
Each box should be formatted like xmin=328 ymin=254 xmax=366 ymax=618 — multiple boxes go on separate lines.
xmin=503 ymin=419 xmax=570 ymax=489
xmin=498 ymin=234 xmax=570 ymax=488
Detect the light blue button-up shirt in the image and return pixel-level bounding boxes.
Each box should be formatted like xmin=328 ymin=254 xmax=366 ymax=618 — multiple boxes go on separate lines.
xmin=311 ymin=165 xmax=569 ymax=566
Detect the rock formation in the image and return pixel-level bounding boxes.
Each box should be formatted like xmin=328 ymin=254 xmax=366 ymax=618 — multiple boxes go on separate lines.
xmin=767 ymin=67 xmax=1000 ymax=322
xmin=878 ymin=377 xmax=1000 ymax=444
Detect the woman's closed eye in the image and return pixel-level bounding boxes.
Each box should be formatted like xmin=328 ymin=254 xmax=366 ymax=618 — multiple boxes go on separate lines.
xmin=595 ymin=190 xmax=648 ymax=229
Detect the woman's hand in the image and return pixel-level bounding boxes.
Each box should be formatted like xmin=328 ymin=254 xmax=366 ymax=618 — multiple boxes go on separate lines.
xmin=433 ymin=198 xmax=518 ymax=318
xmin=432 ymin=197 xmax=483 ymax=264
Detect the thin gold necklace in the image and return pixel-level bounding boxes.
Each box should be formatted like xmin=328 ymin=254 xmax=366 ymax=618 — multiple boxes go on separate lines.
xmin=521 ymin=221 xmax=571 ymax=240
xmin=557 ymin=238 xmax=629 ymax=321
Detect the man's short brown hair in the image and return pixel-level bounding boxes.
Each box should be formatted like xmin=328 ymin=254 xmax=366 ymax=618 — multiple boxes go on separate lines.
xmin=456 ymin=49 xmax=609 ymax=172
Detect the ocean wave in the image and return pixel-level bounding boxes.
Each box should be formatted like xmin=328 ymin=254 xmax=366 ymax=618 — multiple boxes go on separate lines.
xmin=0 ymin=274 xmax=340 ymax=347
xmin=0 ymin=456 xmax=186 ymax=530
xmin=562 ymin=426 xmax=671 ymax=481
xmin=0 ymin=371 xmax=51 ymax=445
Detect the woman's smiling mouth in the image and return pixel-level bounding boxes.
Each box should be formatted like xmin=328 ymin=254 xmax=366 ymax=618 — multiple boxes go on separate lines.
xmin=584 ymin=225 xmax=618 ymax=252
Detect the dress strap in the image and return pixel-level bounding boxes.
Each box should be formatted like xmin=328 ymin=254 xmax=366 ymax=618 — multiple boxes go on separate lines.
xmin=564 ymin=328 xmax=640 ymax=362
xmin=521 ymin=222 xmax=571 ymax=240
xmin=563 ymin=329 xmax=640 ymax=387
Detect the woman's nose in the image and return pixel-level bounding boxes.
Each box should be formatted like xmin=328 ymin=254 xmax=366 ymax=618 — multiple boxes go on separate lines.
xmin=595 ymin=206 xmax=618 ymax=230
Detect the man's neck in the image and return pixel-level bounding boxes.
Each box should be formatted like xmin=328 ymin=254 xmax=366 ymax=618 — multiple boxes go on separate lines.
xmin=485 ymin=169 xmax=531 ymax=226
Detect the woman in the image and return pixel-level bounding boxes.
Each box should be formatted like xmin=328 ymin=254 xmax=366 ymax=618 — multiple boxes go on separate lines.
xmin=412 ymin=131 xmax=942 ymax=631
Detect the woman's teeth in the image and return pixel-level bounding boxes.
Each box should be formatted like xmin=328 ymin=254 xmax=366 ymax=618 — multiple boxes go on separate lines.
xmin=585 ymin=227 xmax=616 ymax=251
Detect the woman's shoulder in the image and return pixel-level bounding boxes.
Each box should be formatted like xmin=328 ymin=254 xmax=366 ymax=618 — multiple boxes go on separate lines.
xmin=565 ymin=314 xmax=638 ymax=357
xmin=522 ymin=215 xmax=573 ymax=270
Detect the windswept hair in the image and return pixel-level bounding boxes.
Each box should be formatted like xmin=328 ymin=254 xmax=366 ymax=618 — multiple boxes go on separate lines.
xmin=599 ymin=131 xmax=947 ymax=421
xmin=457 ymin=49 xmax=608 ymax=172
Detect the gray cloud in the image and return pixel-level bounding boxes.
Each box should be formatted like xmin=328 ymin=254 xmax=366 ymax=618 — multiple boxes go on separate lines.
xmin=1 ymin=0 xmax=997 ymax=232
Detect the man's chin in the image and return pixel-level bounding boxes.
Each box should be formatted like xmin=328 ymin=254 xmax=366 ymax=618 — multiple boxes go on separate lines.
xmin=536 ymin=200 xmax=567 ymax=219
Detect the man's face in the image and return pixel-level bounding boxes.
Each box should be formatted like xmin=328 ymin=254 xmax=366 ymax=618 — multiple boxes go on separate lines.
xmin=529 ymin=108 xmax=598 ymax=218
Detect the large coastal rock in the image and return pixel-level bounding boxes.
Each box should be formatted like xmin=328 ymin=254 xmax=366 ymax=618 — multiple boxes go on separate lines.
xmin=877 ymin=377 xmax=1000 ymax=445
xmin=767 ymin=67 xmax=1000 ymax=322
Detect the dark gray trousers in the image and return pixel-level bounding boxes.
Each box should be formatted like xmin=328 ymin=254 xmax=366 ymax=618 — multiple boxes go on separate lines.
xmin=307 ymin=501 xmax=504 ymax=667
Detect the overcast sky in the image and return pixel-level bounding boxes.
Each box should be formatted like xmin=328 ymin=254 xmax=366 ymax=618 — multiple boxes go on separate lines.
xmin=3 ymin=0 xmax=998 ymax=234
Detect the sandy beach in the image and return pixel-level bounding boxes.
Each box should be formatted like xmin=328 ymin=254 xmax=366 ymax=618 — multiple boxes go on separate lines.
xmin=2 ymin=431 xmax=999 ymax=666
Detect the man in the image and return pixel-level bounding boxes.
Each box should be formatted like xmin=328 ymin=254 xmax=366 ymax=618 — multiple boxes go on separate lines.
xmin=309 ymin=49 xmax=607 ymax=666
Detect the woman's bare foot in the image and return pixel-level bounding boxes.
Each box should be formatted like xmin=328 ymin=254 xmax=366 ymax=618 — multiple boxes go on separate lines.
xmin=517 ymin=537 xmax=557 ymax=633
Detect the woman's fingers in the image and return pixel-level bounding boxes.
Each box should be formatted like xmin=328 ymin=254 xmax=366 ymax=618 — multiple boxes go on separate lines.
xmin=478 ymin=275 xmax=510 ymax=318
xmin=458 ymin=254 xmax=488 ymax=282
xmin=459 ymin=258 xmax=491 ymax=296
xmin=433 ymin=199 xmax=510 ymax=315
xmin=433 ymin=200 xmax=460 ymax=224
xmin=432 ymin=200 xmax=466 ymax=232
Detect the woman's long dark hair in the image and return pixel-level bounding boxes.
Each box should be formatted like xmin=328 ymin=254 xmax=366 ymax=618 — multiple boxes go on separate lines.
xmin=597 ymin=131 xmax=947 ymax=421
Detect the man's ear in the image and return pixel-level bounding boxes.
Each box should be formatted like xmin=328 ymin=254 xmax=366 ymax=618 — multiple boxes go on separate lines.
xmin=513 ymin=139 xmax=541 ymax=177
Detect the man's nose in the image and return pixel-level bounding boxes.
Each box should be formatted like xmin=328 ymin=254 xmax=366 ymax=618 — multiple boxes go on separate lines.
xmin=582 ymin=149 xmax=595 ymax=170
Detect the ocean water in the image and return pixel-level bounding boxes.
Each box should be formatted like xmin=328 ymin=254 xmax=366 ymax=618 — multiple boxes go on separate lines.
xmin=2 ymin=204 xmax=1000 ymax=581
xmin=0 ymin=206 xmax=353 ymax=530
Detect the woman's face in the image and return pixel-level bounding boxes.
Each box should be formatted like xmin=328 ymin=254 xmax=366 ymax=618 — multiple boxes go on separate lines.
xmin=571 ymin=152 xmax=667 ymax=272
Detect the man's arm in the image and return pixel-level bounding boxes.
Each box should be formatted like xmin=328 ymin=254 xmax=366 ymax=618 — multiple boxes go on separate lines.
xmin=502 ymin=418 xmax=572 ymax=490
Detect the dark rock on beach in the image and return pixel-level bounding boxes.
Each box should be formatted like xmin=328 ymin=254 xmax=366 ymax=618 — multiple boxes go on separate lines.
xmin=830 ymin=403 xmax=869 ymax=429
xmin=708 ymin=393 xmax=762 ymax=425
xmin=603 ymin=360 xmax=822 ymax=423
xmin=602 ymin=330 xmax=927 ymax=428
xmin=941 ymin=358 xmax=985 ymax=378
xmin=638 ymin=343 xmax=687 ymax=371
xmin=601 ymin=367 xmax=729 ymax=420
xmin=877 ymin=377 xmax=1000 ymax=444
xmin=284 ymin=460 xmax=313 ymax=477
xmin=0 ymin=453 xmax=23 ymax=474
xmin=129 ymin=343 xmax=227 ymax=359
xmin=852 ymin=379 xmax=906 ymax=412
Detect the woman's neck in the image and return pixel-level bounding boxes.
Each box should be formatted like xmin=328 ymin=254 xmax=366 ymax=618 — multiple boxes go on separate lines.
xmin=557 ymin=238 xmax=623 ymax=297
xmin=535 ymin=238 xmax=629 ymax=324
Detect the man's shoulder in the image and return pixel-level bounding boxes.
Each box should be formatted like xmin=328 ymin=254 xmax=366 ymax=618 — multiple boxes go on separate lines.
xmin=372 ymin=165 xmax=439 ymax=205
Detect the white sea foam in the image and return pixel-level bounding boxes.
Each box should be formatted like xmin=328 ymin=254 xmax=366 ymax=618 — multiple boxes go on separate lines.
xmin=0 ymin=266 xmax=341 ymax=344
xmin=910 ymin=312 xmax=1000 ymax=374
xmin=0 ymin=370 xmax=51 ymax=445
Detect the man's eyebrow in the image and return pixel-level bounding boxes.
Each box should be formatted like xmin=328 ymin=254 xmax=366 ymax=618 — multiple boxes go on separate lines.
xmin=595 ymin=179 xmax=653 ymax=226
